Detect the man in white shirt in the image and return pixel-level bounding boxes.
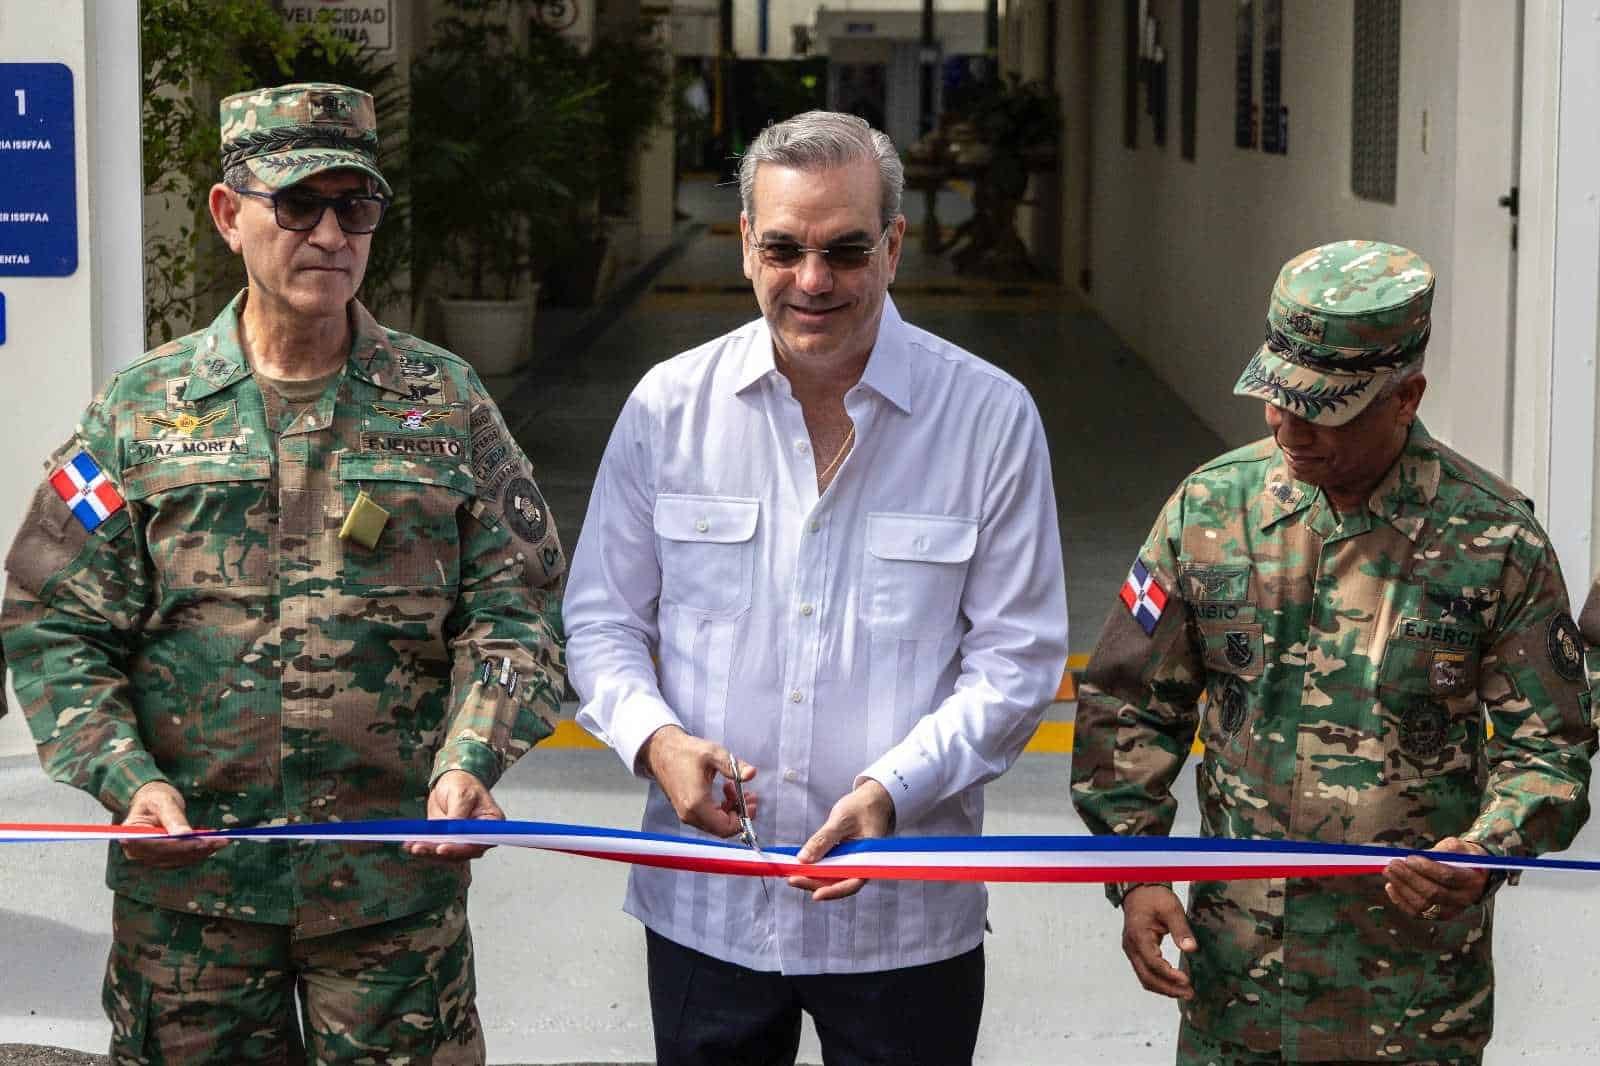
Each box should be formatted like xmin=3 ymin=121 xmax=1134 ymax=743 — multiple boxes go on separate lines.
xmin=565 ymin=110 xmax=1068 ymax=1065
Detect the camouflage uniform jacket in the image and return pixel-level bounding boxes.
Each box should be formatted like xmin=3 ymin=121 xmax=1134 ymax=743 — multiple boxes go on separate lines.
xmin=0 ymin=293 xmax=566 ymax=937
xmin=1071 ymin=421 xmax=1594 ymax=1061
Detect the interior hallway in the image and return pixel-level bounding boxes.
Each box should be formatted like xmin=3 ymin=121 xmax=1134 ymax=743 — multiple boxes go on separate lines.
xmin=489 ymin=174 xmax=1227 ymax=663
xmin=5 ymin=177 xmax=1600 ymax=1064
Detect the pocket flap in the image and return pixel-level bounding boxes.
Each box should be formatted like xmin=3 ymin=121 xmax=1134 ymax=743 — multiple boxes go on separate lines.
xmin=866 ymin=513 xmax=978 ymax=563
xmin=654 ymin=494 xmax=759 ymax=543
xmin=339 ymin=451 xmax=474 ymax=494
xmin=121 ymin=456 xmax=271 ymax=501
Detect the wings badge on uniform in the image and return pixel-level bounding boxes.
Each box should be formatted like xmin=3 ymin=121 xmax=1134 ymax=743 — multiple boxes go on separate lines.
xmin=143 ymin=408 xmax=229 ymax=437
xmin=372 ymin=403 xmax=452 ymax=431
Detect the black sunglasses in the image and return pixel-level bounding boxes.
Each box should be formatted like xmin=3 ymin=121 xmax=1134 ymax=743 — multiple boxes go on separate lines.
xmin=749 ymin=222 xmax=893 ymax=271
xmin=232 ymin=186 xmax=390 ymax=235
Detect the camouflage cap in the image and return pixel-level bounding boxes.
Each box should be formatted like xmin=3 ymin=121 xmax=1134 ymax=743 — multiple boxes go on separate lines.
xmin=1233 ymin=239 xmax=1434 ymax=426
xmin=219 ymin=82 xmax=391 ymax=197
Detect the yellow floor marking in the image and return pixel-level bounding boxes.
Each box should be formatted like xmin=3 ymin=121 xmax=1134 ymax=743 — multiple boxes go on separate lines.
xmin=548 ymin=720 xmax=607 ymax=750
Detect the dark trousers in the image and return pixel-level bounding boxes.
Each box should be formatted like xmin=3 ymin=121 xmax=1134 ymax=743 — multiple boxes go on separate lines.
xmin=646 ymin=929 xmax=985 ymax=1066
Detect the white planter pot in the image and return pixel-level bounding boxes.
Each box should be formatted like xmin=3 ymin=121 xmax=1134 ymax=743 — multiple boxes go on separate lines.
xmin=437 ymin=290 xmax=539 ymax=375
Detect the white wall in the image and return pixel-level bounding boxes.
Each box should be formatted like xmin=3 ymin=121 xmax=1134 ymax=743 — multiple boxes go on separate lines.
xmin=0 ymin=0 xmax=114 ymax=756
xmin=1063 ymin=0 xmax=1519 ymax=473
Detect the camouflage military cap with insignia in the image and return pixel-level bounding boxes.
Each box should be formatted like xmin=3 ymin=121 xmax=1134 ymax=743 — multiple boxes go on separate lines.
xmin=219 ymin=82 xmax=391 ymax=197
xmin=1233 ymin=239 xmax=1434 ymax=427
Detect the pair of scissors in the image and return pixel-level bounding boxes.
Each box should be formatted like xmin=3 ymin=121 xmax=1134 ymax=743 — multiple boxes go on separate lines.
xmin=727 ymin=753 xmax=772 ymax=903
xmin=727 ymin=752 xmax=760 ymax=853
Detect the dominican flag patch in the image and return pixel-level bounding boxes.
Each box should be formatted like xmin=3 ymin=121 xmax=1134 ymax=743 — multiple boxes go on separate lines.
xmin=48 ymin=451 xmax=125 ymax=532
xmin=1119 ymin=557 xmax=1168 ymax=637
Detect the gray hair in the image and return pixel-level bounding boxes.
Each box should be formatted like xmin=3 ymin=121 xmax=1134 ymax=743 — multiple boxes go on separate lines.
xmin=1373 ymin=357 xmax=1427 ymax=402
xmin=738 ymin=110 xmax=904 ymax=227
xmin=223 ymin=162 xmax=254 ymax=190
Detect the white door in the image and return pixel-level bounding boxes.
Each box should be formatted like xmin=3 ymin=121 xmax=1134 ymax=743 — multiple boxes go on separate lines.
xmin=1443 ymin=0 xmax=1522 ymax=477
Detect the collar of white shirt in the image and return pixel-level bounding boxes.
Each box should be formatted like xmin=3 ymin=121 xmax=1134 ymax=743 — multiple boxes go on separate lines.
xmin=731 ymin=294 xmax=914 ymax=415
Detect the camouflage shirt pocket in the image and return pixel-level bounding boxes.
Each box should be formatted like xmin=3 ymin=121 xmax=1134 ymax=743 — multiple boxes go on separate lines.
xmin=338 ymin=452 xmax=472 ymax=589
xmin=122 ymin=456 xmax=273 ymax=591
xmin=1376 ymin=626 xmax=1481 ymax=781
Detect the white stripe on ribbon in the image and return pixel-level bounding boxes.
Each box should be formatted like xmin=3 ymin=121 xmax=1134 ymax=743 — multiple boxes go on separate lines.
xmin=3 ymin=818 xmax=1594 ymax=883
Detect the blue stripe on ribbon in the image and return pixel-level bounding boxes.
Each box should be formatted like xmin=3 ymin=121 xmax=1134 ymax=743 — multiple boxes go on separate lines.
xmin=187 ymin=819 xmax=1600 ymax=873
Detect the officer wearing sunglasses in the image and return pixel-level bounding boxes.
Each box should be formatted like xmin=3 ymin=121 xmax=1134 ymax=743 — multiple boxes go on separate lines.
xmin=568 ymin=110 xmax=1068 ymax=1065
xmin=1 ymin=81 xmax=564 ymax=1062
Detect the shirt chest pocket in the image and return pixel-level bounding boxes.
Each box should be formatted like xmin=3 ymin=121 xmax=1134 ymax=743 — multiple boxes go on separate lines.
xmin=338 ymin=453 xmax=471 ymax=589
xmin=1375 ymin=623 xmax=1483 ymax=780
xmin=861 ymin=513 xmax=978 ymax=639
xmin=653 ymin=494 xmax=759 ymax=615
xmin=123 ymin=457 xmax=273 ymax=591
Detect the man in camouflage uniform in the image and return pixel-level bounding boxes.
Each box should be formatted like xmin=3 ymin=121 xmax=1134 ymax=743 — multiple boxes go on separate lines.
xmin=1071 ymin=240 xmax=1595 ymax=1065
xmin=0 ymin=83 xmax=565 ymax=1063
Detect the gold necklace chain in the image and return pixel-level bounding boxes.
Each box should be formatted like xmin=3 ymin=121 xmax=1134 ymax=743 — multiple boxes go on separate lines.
xmin=816 ymin=423 xmax=856 ymax=484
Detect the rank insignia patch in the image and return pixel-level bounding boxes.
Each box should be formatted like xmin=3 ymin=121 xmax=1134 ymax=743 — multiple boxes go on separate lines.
xmin=397 ymin=355 xmax=439 ymax=380
xmin=49 ymin=451 xmax=125 ymax=532
xmin=372 ymin=403 xmax=452 ymax=431
xmin=1119 ymin=557 xmax=1168 ymax=637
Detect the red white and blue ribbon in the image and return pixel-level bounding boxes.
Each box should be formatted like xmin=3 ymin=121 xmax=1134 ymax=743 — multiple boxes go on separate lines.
xmin=3 ymin=819 xmax=1598 ymax=883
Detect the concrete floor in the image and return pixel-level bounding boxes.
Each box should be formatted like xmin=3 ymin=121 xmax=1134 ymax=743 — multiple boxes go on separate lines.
xmin=4 ymin=179 xmax=1600 ymax=1062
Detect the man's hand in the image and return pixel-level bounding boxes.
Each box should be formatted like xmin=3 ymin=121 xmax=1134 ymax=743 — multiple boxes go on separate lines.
xmin=1120 ymin=885 xmax=1197 ymax=1000
xmin=119 ymin=781 xmax=227 ymax=869
xmin=639 ymin=725 xmax=756 ymax=838
xmin=787 ymin=779 xmax=894 ymax=902
xmin=404 ymin=769 xmax=505 ymax=862
xmin=1383 ymin=836 xmax=1490 ymax=920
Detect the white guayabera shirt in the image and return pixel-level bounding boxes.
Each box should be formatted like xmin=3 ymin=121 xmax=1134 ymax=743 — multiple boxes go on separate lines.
xmin=567 ymin=297 xmax=1068 ymax=974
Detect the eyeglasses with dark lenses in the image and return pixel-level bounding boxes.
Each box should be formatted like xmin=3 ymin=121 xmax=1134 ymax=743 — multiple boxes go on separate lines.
xmin=751 ymin=223 xmax=892 ymax=271
xmin=231 ymin=187 xmax=390 ymax=234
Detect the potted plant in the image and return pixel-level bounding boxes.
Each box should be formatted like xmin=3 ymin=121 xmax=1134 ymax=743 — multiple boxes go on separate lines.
xmin=540 ymin=17 xmax=674 ymax=306
xmin=944 ymin=75 xmax=1061 ymax=280
xmin=409 ymin=2 xmax=598 ymax=373
xmin=589 ymin=18 xmax=673 ymax=266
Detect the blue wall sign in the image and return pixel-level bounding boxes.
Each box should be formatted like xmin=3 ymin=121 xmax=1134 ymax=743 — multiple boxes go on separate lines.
xmin=0 ymin=63 xmax=78 ymax=277
xmin=0 ymin=291 xmax=7 ymax=345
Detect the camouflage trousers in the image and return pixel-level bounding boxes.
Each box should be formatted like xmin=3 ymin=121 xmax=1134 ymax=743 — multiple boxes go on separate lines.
xmin=103 ymin=891 xmax=484 ymax=1065
xmin=1177 ymin=1022 xmax=1482 ymax=1066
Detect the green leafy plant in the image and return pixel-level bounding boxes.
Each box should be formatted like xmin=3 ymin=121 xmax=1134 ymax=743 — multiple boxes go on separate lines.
xmin=585 ymin=19 xmax=674 ymax=216
xmin=409 ymin=4 xmax=601 ymax=301
xmin=140 ymin=0 xmax=357 ymax=343
xmin=963 ymin=75 xmax=1061 ymax=199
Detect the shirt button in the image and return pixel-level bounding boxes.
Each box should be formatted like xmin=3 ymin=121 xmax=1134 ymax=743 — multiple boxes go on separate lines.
xmin=809 ymin=519 xmax=821 ymax=533
xmin=695 ymin=519 xmax=709 ymax=533
xmin=800 ymin=603 xmax=814 ymax=616
xmin=789 ymin=689 xmax=803 ymax=703
xmin=783 ymin=768 xmax=799 ymax=782
xmin=795 ymin=440 xmax=809 ymax=454
xmin=914 ymin=535 xmax=930 ymax=554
